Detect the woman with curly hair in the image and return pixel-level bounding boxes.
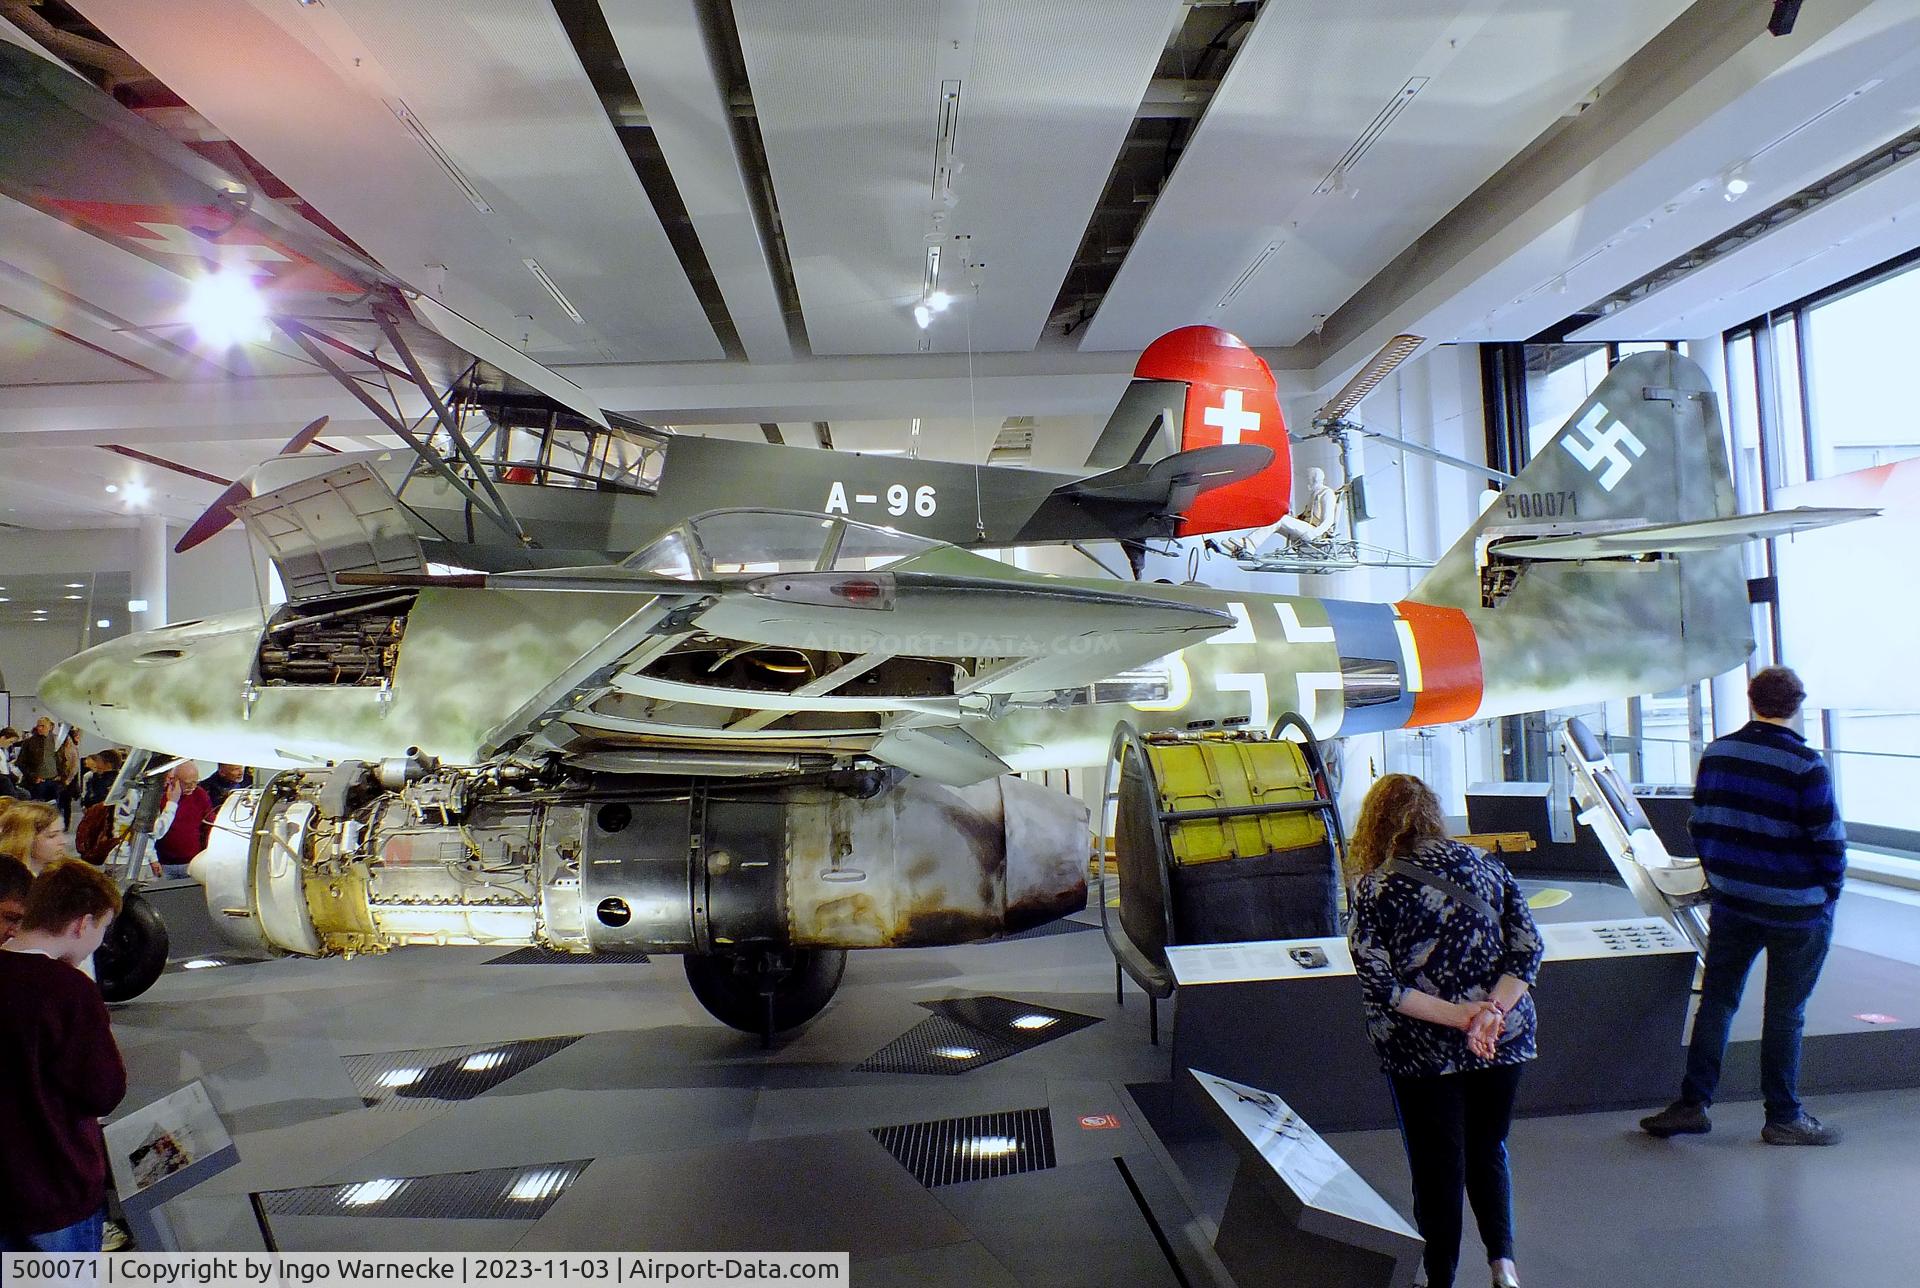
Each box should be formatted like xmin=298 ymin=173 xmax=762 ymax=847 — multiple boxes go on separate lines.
xmin=1347 ymin=774 xmax=1544 ymax=1288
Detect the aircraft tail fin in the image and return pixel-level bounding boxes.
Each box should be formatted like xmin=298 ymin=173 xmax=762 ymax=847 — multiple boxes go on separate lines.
xmin=1411 ymin=351 xmax=1739 ymax=609
xmin=1082 ymin=326 xmax=1294 ymax=536
xmin=1406 ymin=350 xmax=1753 ymax=716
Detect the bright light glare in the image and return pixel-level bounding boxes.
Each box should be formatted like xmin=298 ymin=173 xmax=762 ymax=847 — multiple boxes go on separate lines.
xmin=1010 ymin=1014 xmax=1058 ymax=1030
xmin=378 ymin=1067 xmax=425 ymax=1088
xmin=181 ymin=958 xmax=224 ymax=970
xmin=913 ymin=304 xmax=932 ymax=329
xmin=958 ymin=1136 xmax=1019 ymax=1158
xmin=932 ymin=1046 xmax=980 ymax=1061
xmin=508 ymin=1169 xmax=570 ymax=1202
xmin=184 ymin=269 xmax=270 ymax=348
xmin=127 ymin=599 xmax=149 ymax=613
xmin=96 ymin=619 xmax=111 ymax=628
xmin=461 ymin=1051 xmax=505 ymax=1072
xmin=339 ymin=1178 xmax=404 ymax=1208
xmin=123 ymin=482 xmax=153 ymax=506
xmin=926 ymin=291 xmax=953 ymax=312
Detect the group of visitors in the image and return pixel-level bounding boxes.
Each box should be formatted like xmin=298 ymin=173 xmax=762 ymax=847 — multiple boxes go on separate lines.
xmin=1348 ymin=666 xmax=1844 ymax=1288
xmin=0 ymin=738 xmax=254 ymax=1254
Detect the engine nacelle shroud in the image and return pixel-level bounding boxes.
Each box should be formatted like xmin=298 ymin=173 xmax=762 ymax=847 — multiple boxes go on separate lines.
xmin=194 ymin=767 xmax=1088 ymax=958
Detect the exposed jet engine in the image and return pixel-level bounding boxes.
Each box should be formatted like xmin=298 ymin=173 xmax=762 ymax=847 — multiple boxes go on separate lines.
xmin=191 ymin=756 xmax=1088 ymax=1034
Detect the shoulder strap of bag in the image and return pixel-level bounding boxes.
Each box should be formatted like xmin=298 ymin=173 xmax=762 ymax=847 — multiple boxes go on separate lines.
xmin=1378 ymin=857 xmax=1501 ymax=926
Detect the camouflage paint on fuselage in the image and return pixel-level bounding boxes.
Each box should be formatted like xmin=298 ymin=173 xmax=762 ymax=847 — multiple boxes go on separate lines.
xmin=40 ymin=353 xmax=1754 ymax=776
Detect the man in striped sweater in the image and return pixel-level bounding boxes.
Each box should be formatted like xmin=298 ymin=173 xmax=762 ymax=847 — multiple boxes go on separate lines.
xmin=1641 ymin=666 xmax=1846 ymax=1146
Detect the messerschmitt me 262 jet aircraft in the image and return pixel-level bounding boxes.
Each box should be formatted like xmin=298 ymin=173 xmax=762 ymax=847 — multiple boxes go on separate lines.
xmin=5 ymin=36 xmax=1867 ymax=1031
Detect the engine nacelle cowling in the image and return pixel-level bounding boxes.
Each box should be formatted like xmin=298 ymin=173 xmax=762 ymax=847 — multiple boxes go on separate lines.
xmin=192 ymin=766 xmax=1089 ymax=958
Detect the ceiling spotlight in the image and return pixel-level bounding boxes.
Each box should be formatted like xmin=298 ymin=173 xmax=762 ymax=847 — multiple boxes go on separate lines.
xmin=128 ymin=599 xmax=149 ymax=613
xmin=96 ymin=619 xmax=111 ymax=628
xmin=1722 ymin=163 xmax=1751 ymax=201
xmin=926 ymin=291 xmax=953 ymax=312
xmin=123 ymin=482 xmax=153 ymax=507
xmin=104 ymin=483 xmax=119 ymax=495
xmin=913 ymin=303 xmax=933 ymax=329
xmin=184 ymin=267 xmax=271 ymax=348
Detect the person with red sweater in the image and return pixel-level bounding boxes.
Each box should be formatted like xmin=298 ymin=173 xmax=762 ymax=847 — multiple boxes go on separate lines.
xmin=152 ymin=762 xmax=214 ymax=880
xmin=0 ymin=859 xmax=127 ymax=1253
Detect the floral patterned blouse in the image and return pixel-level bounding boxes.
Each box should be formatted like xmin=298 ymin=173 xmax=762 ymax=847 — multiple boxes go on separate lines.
xmin=1348 ymin=838 xmax=1545 ymax=1078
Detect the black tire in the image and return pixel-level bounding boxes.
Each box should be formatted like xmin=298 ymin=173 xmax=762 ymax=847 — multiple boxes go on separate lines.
xmin=683 ymin=948 xmax=846 ymax=1035
xmin=96 ymin=891 xmax=170 ymax=1003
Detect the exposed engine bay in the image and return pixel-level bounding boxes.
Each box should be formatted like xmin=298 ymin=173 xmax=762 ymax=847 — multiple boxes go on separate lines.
xmin=192 ymin=754 xmax=1089 ymax=1032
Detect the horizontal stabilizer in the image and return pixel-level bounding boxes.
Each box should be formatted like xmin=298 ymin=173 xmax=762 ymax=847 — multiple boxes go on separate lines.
xmin=1059 ymin=443 xmax=1273 ymax=506
xmin=1491 ymin=507 xmax=1876 ymax=561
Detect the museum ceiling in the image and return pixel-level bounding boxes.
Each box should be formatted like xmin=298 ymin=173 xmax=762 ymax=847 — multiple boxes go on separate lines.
xmin=2 ymin=0 xmax=1919 ymax=532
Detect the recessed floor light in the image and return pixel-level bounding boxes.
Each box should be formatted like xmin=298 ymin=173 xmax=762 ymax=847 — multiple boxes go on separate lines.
xmin=65 ymin=582 xmax=83 ymax=589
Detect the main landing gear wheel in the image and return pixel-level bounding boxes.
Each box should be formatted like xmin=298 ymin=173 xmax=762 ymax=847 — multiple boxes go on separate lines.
xmin=96 ymin=890 xmax=170 ymax=1003
xmin=683 ymin=948 xmax=847 ymax=1045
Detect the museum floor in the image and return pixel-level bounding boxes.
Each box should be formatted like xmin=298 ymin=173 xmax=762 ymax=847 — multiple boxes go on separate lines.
xmin=114 ymin=877 xmax=1920 ymax=1287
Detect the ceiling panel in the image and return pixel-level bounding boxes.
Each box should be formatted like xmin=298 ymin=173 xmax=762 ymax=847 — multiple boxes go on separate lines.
xmin=74 ymin=0 xmax=720 ymax=365
xmin=0 ymin=312 xmax=148 ymax=384
xmin=1079 ymin=0 xmax=1693 ymax=352
xmin=603 ymin=0 xmax=792 ymax=363
xmin=735 ymin=0 xmax=1178 ymax=356
xmin=1572 ymin=148 xmax=1920 ymax=342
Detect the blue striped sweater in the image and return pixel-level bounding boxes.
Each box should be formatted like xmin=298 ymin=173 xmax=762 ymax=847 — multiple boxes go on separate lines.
xmin=1689 ymin=721 xmax=1847 ymax=927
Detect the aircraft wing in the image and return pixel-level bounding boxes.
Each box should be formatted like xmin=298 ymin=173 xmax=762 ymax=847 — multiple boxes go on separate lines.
xmin=1488 ymin=507 xmax=1877 ymax=561
xmin=360 ymin=555 xmax=1234 ymax=783
xmin=0 ymin=39 xmax=608 ymax=425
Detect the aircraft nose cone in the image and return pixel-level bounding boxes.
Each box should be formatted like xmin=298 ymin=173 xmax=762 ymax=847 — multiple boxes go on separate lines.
xmin=36 ymin=648 xmax=98 ymax=726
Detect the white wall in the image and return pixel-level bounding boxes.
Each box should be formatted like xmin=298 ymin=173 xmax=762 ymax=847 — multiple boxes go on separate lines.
xmin=0 ymin=524 xmax=268 ymax=730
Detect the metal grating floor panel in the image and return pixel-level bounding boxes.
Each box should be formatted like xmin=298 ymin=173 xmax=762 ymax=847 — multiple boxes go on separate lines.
xmin=855 ymin=996 xmax=1101 ymax=1075
xmin=872 ymin=1107 xmax=1055 ymax=1188
xmin=342 ymin=1036 xmax=581 ymax=1110
xmin=985 ymin=919 xmax=1099 ymax=943
xmin=485 ymin=947 xmax=651 ymax=966
xmin=257 ymin=1159 xmax=590 ymax=1221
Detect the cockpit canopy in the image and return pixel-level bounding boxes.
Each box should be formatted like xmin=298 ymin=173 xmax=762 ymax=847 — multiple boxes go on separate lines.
xmin=625 ymin=509 xmax=941 ymax=579
xmin=421 ymin=402 xmax=669 ymax=495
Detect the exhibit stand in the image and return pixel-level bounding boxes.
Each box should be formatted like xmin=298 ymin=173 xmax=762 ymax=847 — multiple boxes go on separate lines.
xmin=1189 ymin=1069 xmax=1422 ymax=1288
xmin=1170 ymin=918 xmax=1696 ymax=1131
xmin=102 ymin=1082 xmax=240 ymax=1251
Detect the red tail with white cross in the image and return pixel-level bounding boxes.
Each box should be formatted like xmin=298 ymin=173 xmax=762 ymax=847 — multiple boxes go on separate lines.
xmin=1135 ymin=326 xmax=1294 ymax=537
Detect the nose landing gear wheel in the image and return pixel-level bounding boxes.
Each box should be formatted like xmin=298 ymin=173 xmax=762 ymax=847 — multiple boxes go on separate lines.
xmin=95 ymin=890 xmax=170 ymax=1003
xmin=683 ymin=948 xmax=847 ymax=1045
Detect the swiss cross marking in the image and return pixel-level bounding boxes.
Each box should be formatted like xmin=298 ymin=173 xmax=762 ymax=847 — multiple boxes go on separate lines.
xmin=1560 ymin=403 xmax=1647 ymax=492
xmin=1202 ymin=389 xmax=1261 ymax=444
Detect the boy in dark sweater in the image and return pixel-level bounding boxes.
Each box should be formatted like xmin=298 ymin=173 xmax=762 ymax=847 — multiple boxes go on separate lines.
xmin=0 ymin=860 xmax=128 ymax=1251
xmin=1640 ymin=666 xmax=1846 ymax=1146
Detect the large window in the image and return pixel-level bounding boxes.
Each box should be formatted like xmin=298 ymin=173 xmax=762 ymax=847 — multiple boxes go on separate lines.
xmin=1728 ymin=248 xmax=1920 ymax=853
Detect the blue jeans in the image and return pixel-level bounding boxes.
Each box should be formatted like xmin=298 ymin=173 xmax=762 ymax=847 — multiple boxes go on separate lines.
xmin=1681 ymin=903 xmax=1833 ymax=1124
xmin=1 ymin=1206 xmax=104 ymax=1252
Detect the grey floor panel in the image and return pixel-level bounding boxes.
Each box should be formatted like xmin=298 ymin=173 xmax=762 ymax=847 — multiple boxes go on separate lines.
xmin=1042 ymin=1079 xmax=1155 ymax=1168
xmin=331 ymin=1087 xmax=760 ymax=1182
xmin=851 ymin=1240 xmax=1022 ymax=1287
xmin=262 ymin=1215 xmax=534 ymax=1254
xmin=1317 ymin=1089 xmax=1920 ymax=1288
xmin=159 ymin=1108 xmax=443 ymax=1201
xmin=517 ymin=1132 xmax=969 ymax=1257
xmin=157 ymin=1194 xmax=270 ymax=1254
xmin=750 ymin=1075 xmax=1051 ymax=1142
xmin=934 ymin=1158 xmax=1183 ymax=1288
